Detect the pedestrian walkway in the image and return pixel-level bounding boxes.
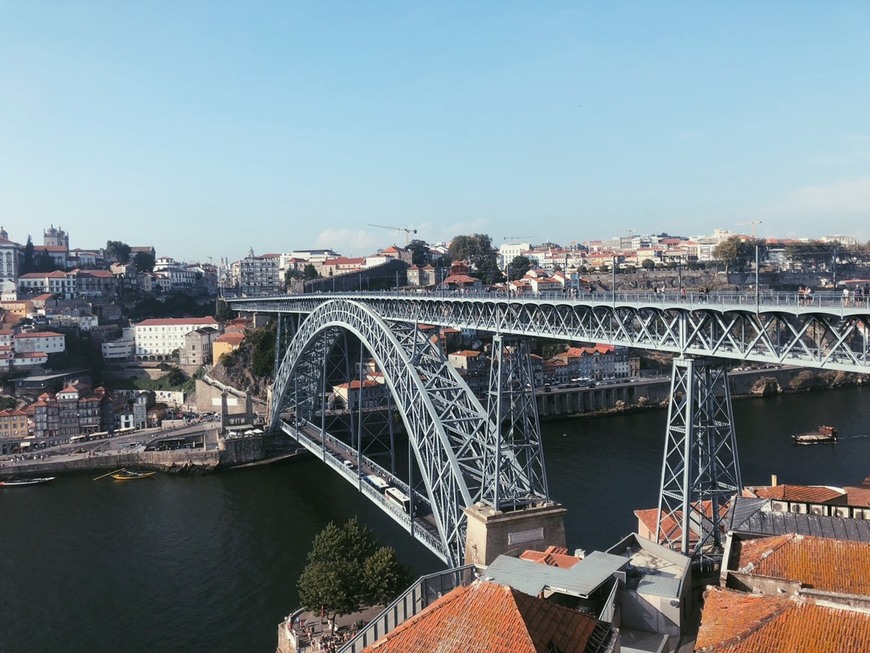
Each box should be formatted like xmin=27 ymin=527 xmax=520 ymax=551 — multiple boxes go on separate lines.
xmin=277 ymin=604 xmax=385 ymax=653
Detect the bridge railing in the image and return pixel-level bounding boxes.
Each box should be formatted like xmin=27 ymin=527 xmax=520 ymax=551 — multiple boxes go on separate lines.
xmin=287 ymin=418 xmax=447 ymax=558
xmin=338 ymin=564 xmax=478 ymax=653
xmin=234 ymin=288 xmax=870 ymax=312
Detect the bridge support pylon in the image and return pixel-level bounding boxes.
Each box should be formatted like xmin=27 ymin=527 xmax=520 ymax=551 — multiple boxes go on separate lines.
xmin=464 ymin=335 xmax=566 ymax=566
xmin=656 ymin=357 xmax=742 ymax=569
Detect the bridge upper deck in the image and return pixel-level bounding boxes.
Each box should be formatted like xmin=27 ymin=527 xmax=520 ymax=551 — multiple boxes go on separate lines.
xmin=230 ymin=290 xmax=870 ymax=372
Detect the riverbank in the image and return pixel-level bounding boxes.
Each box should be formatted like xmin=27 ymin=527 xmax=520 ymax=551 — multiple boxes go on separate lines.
xmin=0 ymin=434 xmax=271 ymax=480
xmin=537 ymin=366 xmax=868 ymax=420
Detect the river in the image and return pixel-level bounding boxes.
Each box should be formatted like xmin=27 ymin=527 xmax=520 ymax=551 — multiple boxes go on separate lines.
xmin=1 ymin=388 xmax=868 ymax=652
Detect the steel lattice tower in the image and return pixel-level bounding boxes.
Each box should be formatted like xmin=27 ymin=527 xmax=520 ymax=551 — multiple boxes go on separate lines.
xmin=656 ymin=357 xmax=742 ymax=567
xmin=483 ymin=334 xmax=550 ymax=511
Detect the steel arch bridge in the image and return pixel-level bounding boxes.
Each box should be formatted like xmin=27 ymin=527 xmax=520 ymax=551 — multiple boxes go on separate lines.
xmin=233 ymin=291 xmax=870 ymax=372
xmin=269 ymin=299 xmax=549 ymax=565
xmin=232 ymin=290 xmax=870 ymax=566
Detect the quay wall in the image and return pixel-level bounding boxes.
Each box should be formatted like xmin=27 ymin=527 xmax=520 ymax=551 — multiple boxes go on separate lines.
xmin=0 ymin=436 xmax=267 ymax=480
xmin=536 ymin=367 xmax=866 ymax=419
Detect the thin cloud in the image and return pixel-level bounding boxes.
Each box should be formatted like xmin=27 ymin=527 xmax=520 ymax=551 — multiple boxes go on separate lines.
xmin=315 ymin=228 xmax=383 ymax=256
xmin=763 ymin=175 xmax=870 ymax=217
xmin=758 ymin=175 xmax=870 ymax=240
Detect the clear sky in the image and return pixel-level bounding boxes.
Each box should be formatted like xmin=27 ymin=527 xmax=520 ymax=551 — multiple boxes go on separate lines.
xmin=1 ymin=2 xmax=868 ymax=263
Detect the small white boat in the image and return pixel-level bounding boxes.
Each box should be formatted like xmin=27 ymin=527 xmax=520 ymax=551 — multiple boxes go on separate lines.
xmin=0 ymin=477 xmax=56 ymax=487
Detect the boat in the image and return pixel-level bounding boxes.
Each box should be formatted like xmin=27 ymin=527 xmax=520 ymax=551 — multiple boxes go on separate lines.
xmin=111 ymin=469 xmax=157 ymax=480
xmin=0 ymin=477 xmax=56 ymax=487
xmin=792 ymin=425 xmax=837 ymax=445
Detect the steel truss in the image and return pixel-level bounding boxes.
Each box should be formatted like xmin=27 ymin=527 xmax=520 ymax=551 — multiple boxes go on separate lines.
xmin=484 ymin=335 xmax=550 ymax=510
xmin=235 ymin=295 xmax=870 ymax=372
xmin=270 ymin=299 xmax=541 ymax=566
xmin=656 ymin=357 xmax=741 ymax=567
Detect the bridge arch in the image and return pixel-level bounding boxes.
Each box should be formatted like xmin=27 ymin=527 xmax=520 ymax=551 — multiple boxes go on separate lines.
xmin=270 ymin=299 xmax=491 ymax=565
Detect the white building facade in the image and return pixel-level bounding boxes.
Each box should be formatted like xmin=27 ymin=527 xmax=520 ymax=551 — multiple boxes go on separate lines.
xmin=134 ymin=317 xmax=220 ymax=360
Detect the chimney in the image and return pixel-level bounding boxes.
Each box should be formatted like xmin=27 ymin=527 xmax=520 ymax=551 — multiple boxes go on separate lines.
xmin=771 ymin=474 xmax=778 ymax=487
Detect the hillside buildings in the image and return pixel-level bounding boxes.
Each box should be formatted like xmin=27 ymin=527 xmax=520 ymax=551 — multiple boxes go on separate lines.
xmin=133 ymin=317 xmax=220 ymax=361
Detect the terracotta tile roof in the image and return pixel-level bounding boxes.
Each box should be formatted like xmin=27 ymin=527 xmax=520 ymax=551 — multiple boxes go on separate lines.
xmin=136 ymin=317 xmax=218 ymax=327
xmin=363 ymin=580 xmax=605 ymax=653
xmin=76 ymin=269 xmax=115 ymax=278
xmin=449 ymin=350 xmax=481 ymax=358
xmin=732 ymin=534 xmax=870 ymax=595
xmin=636 ymin=501 xmax=728 ymax=545
xmin=14 ymin=331 xmax=63 ymax=338
xmin=215 ymin=332 xmax=244 ymax=344
xmin=696 ymin=586 xmax=870 ymax=653
xmin=844 ymin=486 xmax=870 ymax=507
xmin=324 ymin=256 xmax=366 ymax=265
xmin=752 ymin=484 xmax=845 ymax=503
xmin=336 ymin=380 xmax=382 ymax=390
xmin=520 ymin=545 xmax=582 ymax=569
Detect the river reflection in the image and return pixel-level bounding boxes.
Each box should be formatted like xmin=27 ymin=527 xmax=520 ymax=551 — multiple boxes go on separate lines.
xmin=1 ymin=388 xmax=867 ymax=652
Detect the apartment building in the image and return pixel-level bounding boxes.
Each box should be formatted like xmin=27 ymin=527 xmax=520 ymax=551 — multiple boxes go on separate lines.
xmin=180 ymin=327 xmax=222 ymax=366
xmin=134 ymin=317 xmax=220 ymax=361
xmin=238 ymin=251 xmax=282 ymax=296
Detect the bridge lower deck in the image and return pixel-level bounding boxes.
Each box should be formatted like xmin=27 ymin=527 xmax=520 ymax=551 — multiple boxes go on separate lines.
xmin=279 ymin=417 xmax=448 ymax=561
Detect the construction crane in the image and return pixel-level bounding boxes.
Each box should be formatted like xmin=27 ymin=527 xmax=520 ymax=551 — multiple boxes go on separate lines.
xmin=503 ymin=235 xmax=536 ymax=244
xmin=369 ymin=223 xmax=417 ymax=246
xmin=736 ymin=220 xmax=763 ymax=238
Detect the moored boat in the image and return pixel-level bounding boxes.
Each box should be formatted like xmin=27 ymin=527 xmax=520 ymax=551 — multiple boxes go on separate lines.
xmin=792 ymin=425 xmax=837 ymax=445
xmin=0 ymin=477 xmax=56 ymax=487
xmin=111 ymin=469 xmax=157 ymax=480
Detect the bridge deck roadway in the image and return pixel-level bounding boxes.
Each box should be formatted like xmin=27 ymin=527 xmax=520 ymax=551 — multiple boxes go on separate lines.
xmin=231 ymin=290 xmax=870 ymax=372
xmin=279 ymin=417 xmax=448 ymax=562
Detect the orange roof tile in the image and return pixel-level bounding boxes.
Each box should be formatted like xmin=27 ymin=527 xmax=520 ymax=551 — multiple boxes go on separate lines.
xmin=696 ymin=586 xmax=870 ymax=653
xmin=336 ymin=380 xmax=382 ymax=390
xmin=215 ymin=332 xmax=244 ymax=344
xmin=363 ymin=580 xmax=605 ymax=653
xmin=845 ymin=486 xmax=870 ymax=507
xmin=14 ymin=331 xmax=64 ymax=339
xmin=752 ymin=484 xmax=845 ymax=504
xmin=732 ymin=534 xmax=870 ymax=596
xmin=636 ymin=501 xmax=729 ymax=546
xmin=449 ymin=350 xmax=481 ymax=358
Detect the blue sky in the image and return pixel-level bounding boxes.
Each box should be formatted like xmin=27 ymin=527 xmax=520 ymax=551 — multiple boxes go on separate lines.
xmin=1 ymin=2 xmax=868 ymax=263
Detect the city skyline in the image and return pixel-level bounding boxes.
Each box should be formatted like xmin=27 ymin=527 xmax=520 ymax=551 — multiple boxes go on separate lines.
xmin=2 ymin=2 xmax=868 ymax=263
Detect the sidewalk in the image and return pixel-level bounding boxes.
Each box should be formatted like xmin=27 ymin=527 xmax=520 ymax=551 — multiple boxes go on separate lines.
xmin=277 ymin=604 xmax=385 ymax=653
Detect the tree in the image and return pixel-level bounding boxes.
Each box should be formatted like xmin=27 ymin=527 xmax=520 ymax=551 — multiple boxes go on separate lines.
xmin=133 ymin=251 xmax=155 ymax=272
xmin=448 ymin=234 xmax=504 ymax=285
xmin=713 ymin=236 xmax=759 ymax=273
xmin=285 ymin=268 xmax=304 ymax=286
xmin=641 ymin=258 xmax=655 ymax=271
xmin=506 ymin=255 xmax=532 ymax=281
xmin=785 ymin=240 xmax=838 ymax=271
xmin=22 ymin=236 xmax=35 ymax=274
xmin=214 ymin=298 xmax=234 ymax=322
xmin=362 ymin=547 xmax=411 ymax=606
xmin=35 ymin=250 xmax=59 ymax=273
xmin=297 ymin=518 xmax=409 ymax=629
xmin=303 ymin=264 xmax=320 ymax=280
xmin=247 ymin=325 xmax=276 ymax=378
xmin=106 ymin=240 xmax=132 ymax=264
xmin=406 ymin=239 xmax=432 ymax=267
